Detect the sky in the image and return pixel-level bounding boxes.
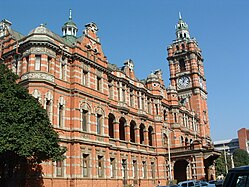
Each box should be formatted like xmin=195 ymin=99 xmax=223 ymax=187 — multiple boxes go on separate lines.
xmin=1 ymin=0 xmax=248 ymax=141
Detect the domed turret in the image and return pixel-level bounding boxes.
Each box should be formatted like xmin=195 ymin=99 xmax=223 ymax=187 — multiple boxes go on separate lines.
xmin=175 ymin=12 xmax=190 ymax=40
xmin=62 ymin=9 xmax=78 ymax=38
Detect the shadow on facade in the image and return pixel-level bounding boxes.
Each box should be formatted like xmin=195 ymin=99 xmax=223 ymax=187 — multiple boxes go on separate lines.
xmin=0 ymin=162 xmax=44 ymax=187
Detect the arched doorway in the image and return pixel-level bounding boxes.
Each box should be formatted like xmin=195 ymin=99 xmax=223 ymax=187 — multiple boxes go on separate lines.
xmin=174 ymin=159 xmax=189 ymax=182
xmin=204 ymin=155 xmax=217 ymax=181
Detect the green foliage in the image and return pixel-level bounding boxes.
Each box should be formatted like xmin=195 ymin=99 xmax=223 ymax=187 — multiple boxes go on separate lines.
xmin=233 ymin=149 xmax=249 ymax=167
xmin=0 ymin=63 xmax=66 ymax=163
xmin=215 ymin=151 xmax=232 ymax=176
xmin=216 ymin=149 xmax=249 ymax=177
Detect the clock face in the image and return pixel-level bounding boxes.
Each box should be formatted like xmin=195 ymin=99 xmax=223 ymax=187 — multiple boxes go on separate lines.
xmin=178 ymin=76 xmax=190 ymax=89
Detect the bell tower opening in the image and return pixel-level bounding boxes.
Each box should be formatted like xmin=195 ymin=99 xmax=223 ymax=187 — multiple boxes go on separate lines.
xmin=179 ymin=58 xmax=186 ymax=72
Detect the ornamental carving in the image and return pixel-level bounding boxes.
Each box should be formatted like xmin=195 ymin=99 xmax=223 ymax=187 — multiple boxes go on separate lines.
xmin=21 ymin=72 xmax=54 ymax=82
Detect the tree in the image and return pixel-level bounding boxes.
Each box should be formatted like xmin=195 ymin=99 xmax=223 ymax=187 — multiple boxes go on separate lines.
xmin=233 ymin=149 xmax=249 ymax=167
xmin=215 ymin=151 xmax=232 ymax=177
xmin=0 ymin=64 xmax=66 ymax=186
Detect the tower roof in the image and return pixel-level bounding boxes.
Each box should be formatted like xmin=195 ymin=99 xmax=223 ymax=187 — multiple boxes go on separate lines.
xmin=175 ymin=12 xmax=190 ymax=40
xmin=62 ymin=9 xmax=77 ymax=28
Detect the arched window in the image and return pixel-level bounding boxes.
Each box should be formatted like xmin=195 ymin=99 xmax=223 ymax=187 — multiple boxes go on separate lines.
xmin=180 ymin=136 xmax=184 ymax=146
xmin=58 ymin=104 xmax=64 ymax=127
xmin=163 ymin=110 xmax=167 ymax=121
xmin=58 ymin=97 xmax=65 ymax=128
xmin=81 ymin=109 xmax=88 ymax=131
xmin=162 ymin=133 xmax=168 ymax=147
xmin=148 ymin=126 xmax=153 ymax=146
xmin=130 ymin=120 xmax=136 ymax=143
xmin=96 ymin=114 xmax=102 ymax=135
xmin=181 ymin=43 xmax=185 ymax=49
xmin=185 ymin=138 xmax=188 ymax=146
xmin=119 ymin=117 xmax=126 ymax=141
xmin=108 ymin=113 xmax=115 ymax=138
xmin=179 ymin=58 xmax=186 ymax=71
xmin=96 ymin=108 xmax=104 ymax=135
xmin=139 ymin=124 xmax=145 ymax=144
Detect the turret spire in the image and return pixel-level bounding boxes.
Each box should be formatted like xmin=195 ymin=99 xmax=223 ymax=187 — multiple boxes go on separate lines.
xmin=69 ymin=9 xmax=72 ymax=20
xmin=175 ymin=13 xmax=190 ymax=40
xmin=179 ymin=12 xmax=182 ymax=20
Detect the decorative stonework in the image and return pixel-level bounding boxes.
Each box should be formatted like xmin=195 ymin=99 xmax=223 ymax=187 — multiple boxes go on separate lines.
xmin=21 ymin=72 xmax=54 ymax=82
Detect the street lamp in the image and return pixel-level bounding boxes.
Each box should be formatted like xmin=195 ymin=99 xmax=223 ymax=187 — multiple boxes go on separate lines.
xmin=223 ymin=144 xmax=228 ymax=174
xmin=166 ymin=127 xmax=173 ymax=185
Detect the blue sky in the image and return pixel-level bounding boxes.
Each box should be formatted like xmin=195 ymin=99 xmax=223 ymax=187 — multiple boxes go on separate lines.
xmin=1 ymin=0 xmax=248 ymax=141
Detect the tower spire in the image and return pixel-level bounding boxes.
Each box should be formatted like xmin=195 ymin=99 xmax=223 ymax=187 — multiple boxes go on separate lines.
xmin=175 ymin=13 xmax=190 ymax=40
xmin=69 ymin=9 xmax=72 ymax=20
xmin=179 ymin=12 xmax=182 ymax=20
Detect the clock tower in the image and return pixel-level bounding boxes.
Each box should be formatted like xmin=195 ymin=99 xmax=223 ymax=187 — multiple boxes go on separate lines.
xmin=167 ymin=14 xmax=211 ymax=143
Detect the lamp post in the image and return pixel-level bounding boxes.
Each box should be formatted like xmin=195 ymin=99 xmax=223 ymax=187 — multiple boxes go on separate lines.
xmin=166 ymin=127 xmax=173 ymax=184
xmin=223 ymin=144 xmax=228 ymax=174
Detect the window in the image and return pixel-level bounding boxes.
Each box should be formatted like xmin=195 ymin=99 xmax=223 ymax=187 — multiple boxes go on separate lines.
xmin=110 ymin=158 xmax=115 ymax=178
xmin=142 ymin=161 xmax=147 ymax=179
xmin=151 ymin=162 xmax=155 ymax=179
xmin=137 ymin=93 xmax=140 ymax=109
xmin=235 ymin=174 xmax=249 ymax=187
xmin=155 ymin=104 xmax=159 ymax=115
xmin=122 ymin=159 xmax=127 ymax=180
xmin=119 ymin=118 xmax=126 ymax=141
xmin=58 ymin=104 xmax=63 ymax=127
xmin=140 ymin=124 xmax=145 ymax=144
xmin=108 ymin=80 xmax=113 ymax=99
xmin=163 ymin=110 xmax=167 ymax=121
xmin=45 ymin=99 xmax=51 ymax=120
xmin=122 ymin=89 xmax=125 ymax=102
xmin=56 ymin=161 xmax=63 ymax=177
xmin=26 ymin=56 xmax=29 ymax=71
xmin=35 ymin=55 xmax=41 ymax=71
xmin=82 ymin=110 xmax=88 ymax=131
xmin=148 ymin=126 xmax=153 ymax=146
xmin=174 ymin=113 xmax=178 ymax=123
xmin=141 ymin=97 xmax=145 ymax=111
xmin=130 ymin=122 xmax=136 ymax=143
xmin=47 ymin=56 xmax=52 ymax=72
xmin=108 ymin=114 xmax=115 ymax=138
xmin=182 ymin=43 xmax=185 ymax=49
xmin=148 ymin=100 xmax=151 ymax=114
xmin=97 ymin=114 xmax=102 ymax=135
xmin=61 ymin=62 xmax=66 ymax=80
xmin=130 ymin=90 xmax=134 ymax=107
xmin=82 ymin=70 xmax=88 ymax=86
xmin=132 ymin=160 xmax=137 ymax=178
xmin=83 ymin=154 xmax=89 ymax=177
xmin=98 ymin=156 xmax=104 ymax=177
xmin=97 ymin=77 xmax=101 ymax=91
xmin=179 ymin=58 xmax=186 ymax=71
xmin=163 ymin=133 xmax=168 ymax=147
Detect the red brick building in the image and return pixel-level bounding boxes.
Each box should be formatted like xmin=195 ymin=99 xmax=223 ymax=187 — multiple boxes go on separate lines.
xmin=0 ymin=12 xmax=219 ymax=187
xmin=238 ymin=128 xmax=249 ymax=153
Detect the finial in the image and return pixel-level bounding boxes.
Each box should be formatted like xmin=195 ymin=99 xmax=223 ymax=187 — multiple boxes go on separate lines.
xmin=179 ymin=12 xmax=182 ymax=20
xmin=69 ymin=9 xmax=72 ymax=20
